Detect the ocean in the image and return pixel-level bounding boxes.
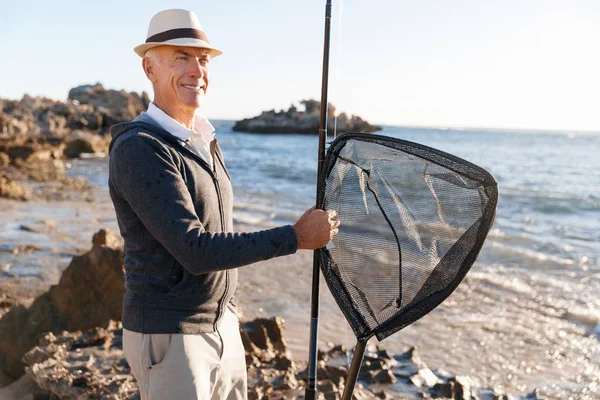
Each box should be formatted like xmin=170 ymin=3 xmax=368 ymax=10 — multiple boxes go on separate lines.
xmin=1 ymin=122 xmax=598 ymax=398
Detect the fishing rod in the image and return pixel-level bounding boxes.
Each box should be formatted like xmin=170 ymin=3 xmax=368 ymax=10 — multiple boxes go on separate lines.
xmin=303 ymin=3 xmax=499 ymax=400
xmin=305 ymin=0 xmax=332 ymax=399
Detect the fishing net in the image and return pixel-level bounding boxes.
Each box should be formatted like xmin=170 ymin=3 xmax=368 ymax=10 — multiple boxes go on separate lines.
xmin=318 ymin=133 xmax=498 ymax=342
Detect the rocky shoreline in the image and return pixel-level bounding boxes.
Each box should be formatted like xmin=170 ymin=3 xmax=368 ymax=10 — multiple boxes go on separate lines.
xmin=233 ymin=100 xmax=381 ymax=134
xmin=0 ymin=228 xmax=541 ymax=399
xmin=0 ymin=83 xmax=148 ymax=203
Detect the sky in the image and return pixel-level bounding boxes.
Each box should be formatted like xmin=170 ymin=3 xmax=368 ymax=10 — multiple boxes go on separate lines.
xmin=1 ymin=0 xmax=599 ymax=132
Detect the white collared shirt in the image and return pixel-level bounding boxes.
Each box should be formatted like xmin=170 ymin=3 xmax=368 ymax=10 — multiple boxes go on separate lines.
xmin=145 ymin=102 xmax=215 ymax=168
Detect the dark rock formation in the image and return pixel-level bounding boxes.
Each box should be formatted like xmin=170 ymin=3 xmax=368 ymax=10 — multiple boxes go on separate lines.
xmin=0 ymin=83 xmax=147 ymax=202
xmin=233 ymin=99 xmax=381 ymax=134
xmin=68 ymin=83 xmax=149 ymax=128
xmin=0 ymin=138 xmax=94 ymax=201
xmin=0 ymin=85 xmax=148 ymax=141
xmin=0 ymin=229 xmax=125 ymax=379
xmin=0 ymin=138 xmax=63 ymax=165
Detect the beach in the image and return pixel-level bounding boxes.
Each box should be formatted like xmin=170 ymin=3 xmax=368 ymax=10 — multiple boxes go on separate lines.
xmin=1 ymin=122 xmax=599 ymax=399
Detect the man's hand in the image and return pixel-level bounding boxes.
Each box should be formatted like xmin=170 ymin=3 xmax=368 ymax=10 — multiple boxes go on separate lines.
xmin=293 ymin=206 xmax=340 ymax=250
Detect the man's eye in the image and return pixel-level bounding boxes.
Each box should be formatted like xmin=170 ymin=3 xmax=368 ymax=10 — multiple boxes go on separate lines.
xmin=177 ymin=56 xmax=188 ymax=61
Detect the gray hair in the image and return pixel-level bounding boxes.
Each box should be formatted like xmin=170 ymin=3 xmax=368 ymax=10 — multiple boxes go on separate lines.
xmin=144 ymin=48 xmax=162 ymax=65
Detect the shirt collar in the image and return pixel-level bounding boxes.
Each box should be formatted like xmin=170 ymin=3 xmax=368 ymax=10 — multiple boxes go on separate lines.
xmin=146 ymin=102 xmax=215 ymax=142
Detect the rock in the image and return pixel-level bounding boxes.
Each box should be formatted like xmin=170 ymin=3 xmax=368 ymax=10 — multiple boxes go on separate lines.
xmin=395 ymin=346 xmax=423 ymax=364
xmin=326 ymin=344 xmax=348 ymax=360
xmin=233 ymin=100 xmax=381 ymax=134
xmin=448 ymin=375 xmax=474 ymax=400
xmin=23 ymin=323 xmax=138 ymax=400
xmin=477 ymin=388 xmax=512 ymax=400
xmin=2 ymin=141 xmax=60 ymax=164
xmin=410 ymin=368 xmax=442 ymax=388
xmin=68 ymin=83 xmax=149 ymax=125
xmin=391 ymin=346 xmax=424 ymax=378
xmin=241 ymin=316 xmax=290 ymax=362
xmin=362 ymin=353 xmax=397 ymax=371
xmin=19 ymin=220 xmax=57 ymax=234
xmin=319 ymin=379 xmax=342 ymax=399
xmin=318 ymin=361 xmax=348 ymax=383
xmin=0 ymin=152 xmax=9 ymax=167
xmin=20 ymin=159 xmax=67 ymax=182
xmin=0 ymin=229 xmax=125 ymax=378
xmin=33 ymin=176 xmax=93 ymax=202
xmin=361 ymin=369 xmax=397 ymax=385
xmin=240 ymin=329 xmax=264 ymax=367
xmin=11 ymin=244 xmax=42 ymax=255
xmin=0 ymin=373 xmax=50 ymax=400
xmin=14 ymin=312 xmax=509 ymax=399
xmin=432 ymin=368 xmax=453 ymax=381
xmin=271 ymin=369 xmax=298 ymax=390
xmin=64 ymin=130 xmax=110 ymax=158
xmin=0 ymin=278 xmax=47 ymax=319
xmin=318 ymin=348 xmax=328 ymax=361
xmin=373 ymin=389 xmax=395 ymax=399
xmin=92 ymin=228 xmax=122 ymax=249
xmin=272 ymin=355 xmax=295 ymax=371
xmin=431 ymin=381 xmax=454 ymax=398
xmin=1 ymin=84 xmax=148 ymax=141
xmin=247 ymin=385 xmax=272 ymax=400
xmin=0 ymin=176 xmax=32 ymax=201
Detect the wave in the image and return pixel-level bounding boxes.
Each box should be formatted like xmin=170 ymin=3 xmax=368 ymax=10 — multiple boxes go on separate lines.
xmin=500 ymin=187 xmax=600 ymax=213
xmin=563 ymin=306 xmax=600 ymax=328
xmin=468 ymin=271 xmax=537 ymax=296
xmin=488 ymin=241 xmax=576 ymax=266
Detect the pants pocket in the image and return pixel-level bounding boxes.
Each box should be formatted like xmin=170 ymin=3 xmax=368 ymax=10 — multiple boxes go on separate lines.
xmin=145 ymin=333 xmax=173 ymax=370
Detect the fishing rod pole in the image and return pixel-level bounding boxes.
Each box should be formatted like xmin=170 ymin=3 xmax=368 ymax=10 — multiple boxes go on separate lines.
xmin=305 ymin=0 xmax=332 ymax=399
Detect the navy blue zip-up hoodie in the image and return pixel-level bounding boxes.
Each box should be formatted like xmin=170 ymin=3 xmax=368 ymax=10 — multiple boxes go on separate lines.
xmin=108 ymin=113 xmax=297 ymax=334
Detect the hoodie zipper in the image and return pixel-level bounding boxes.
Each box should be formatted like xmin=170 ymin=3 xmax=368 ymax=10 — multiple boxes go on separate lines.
xmin=176 ymin=138 xmax=229 ymax=330
xmin=210 ymin=140 xmax=229 ymax=330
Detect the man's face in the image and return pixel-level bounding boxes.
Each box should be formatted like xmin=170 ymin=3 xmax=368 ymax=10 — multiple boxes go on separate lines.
xmin=144 ymin=46 xmax=211 ymax=112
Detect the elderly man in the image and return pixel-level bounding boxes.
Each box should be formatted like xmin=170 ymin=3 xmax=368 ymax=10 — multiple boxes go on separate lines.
xmin=108 ymin=9 xmax=339 ymax=400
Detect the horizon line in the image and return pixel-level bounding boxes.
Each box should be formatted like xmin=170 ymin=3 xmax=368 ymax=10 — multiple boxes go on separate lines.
xmin=3 ymin=90 xmax=599 ymax=135
xmin=211 ymin=117 xmax=600 ymax=136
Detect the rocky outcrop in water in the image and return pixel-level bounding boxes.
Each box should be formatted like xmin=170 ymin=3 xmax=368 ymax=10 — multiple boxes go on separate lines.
xmin=0 ymin=229 xmax=124 ymax=379
xmin=233 ymin=100 xmax=381 ymax=134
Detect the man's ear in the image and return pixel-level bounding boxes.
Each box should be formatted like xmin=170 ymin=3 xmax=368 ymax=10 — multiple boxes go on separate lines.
xmin=142 ymin=57 xmax=156 ymax=82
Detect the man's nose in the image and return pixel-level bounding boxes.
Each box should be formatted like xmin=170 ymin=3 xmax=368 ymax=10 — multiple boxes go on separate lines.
xmin=188 ymin=59 xmax=204 ymax=78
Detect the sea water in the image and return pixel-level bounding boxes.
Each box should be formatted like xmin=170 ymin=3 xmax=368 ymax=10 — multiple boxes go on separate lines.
xmin=219 ymin=123 xmax=600 ymax=398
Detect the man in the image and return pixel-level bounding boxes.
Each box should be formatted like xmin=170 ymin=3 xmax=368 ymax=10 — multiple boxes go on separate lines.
xmin=108 ymin=9 xmax=339 ymax=400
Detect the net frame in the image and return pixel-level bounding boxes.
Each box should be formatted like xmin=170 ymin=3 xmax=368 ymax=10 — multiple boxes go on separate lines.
xmin=317 ymin=132 xmax=498 ymax=342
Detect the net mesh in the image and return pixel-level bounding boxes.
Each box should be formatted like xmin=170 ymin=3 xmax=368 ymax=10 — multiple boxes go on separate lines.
xmin=318 ymin=133 xmax=498 ymax=341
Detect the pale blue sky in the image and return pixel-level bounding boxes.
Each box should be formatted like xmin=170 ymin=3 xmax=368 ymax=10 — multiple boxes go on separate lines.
xmin=1 ymin=0 xmax=599 ymax=131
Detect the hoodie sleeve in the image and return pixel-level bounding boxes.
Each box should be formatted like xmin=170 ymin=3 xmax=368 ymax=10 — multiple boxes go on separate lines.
xmin=109 ymin=133 xmax=297 ymax=275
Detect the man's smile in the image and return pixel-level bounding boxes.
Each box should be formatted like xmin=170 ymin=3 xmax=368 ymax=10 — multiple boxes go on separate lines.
xmin=181 ymin=84 xmax=205 ymax=92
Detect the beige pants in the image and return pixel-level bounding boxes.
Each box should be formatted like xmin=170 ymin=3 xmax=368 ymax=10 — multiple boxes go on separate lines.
xmin=123 ymin=307 xmax=247 ymax=400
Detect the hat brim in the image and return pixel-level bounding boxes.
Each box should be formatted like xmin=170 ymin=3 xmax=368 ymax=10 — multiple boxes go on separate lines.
xmin=134 ymin=38 xmax=223 ymax=58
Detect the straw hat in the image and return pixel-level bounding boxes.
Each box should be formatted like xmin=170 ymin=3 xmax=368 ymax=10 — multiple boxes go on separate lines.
xmin=134 ymin=9 xmax=223 ymax=58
